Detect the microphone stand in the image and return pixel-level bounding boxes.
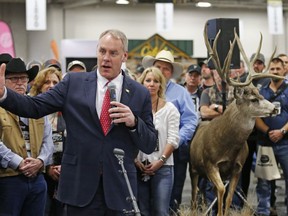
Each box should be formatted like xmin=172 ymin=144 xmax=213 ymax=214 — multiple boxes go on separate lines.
xmin=114 ymin=148 xmax=141 ymax=216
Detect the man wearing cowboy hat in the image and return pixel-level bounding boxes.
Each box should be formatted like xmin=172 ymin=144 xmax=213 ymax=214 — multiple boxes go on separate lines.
xmin=0 ymin=58 xmax=53 ymax=216
xmin=142 ymin=50 xmax=198 ymax=212
xmin=0 ymin=53 xmax=12 ymax=65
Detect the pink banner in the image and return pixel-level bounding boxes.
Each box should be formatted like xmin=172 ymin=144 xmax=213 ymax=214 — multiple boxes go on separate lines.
xmin=0 ymin=20 xmax=15 ymax=57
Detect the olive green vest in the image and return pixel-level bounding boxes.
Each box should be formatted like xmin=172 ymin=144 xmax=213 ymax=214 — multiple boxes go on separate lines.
xmin=0 ymin=108 xmax=44 ymax=177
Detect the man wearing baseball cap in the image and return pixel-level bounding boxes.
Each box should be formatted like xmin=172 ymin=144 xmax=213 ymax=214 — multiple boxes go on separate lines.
xmin=67 ymin=60 xmax=86 ymax=72
xmin=184 ymin=64 xmax=202 ymax=121
xmin=43 ymin=59 xmax=62 ymax=71
xmin=250 ymin=53 xmax=265 ymax=73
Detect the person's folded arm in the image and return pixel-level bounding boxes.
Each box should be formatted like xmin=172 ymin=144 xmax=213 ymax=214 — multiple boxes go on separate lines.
xmin=37 ymin=116 xmax=54 ymax=166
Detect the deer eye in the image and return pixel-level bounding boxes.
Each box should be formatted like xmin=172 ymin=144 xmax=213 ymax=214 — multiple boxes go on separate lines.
xmin=251 ymin=98 xmax=258 ymax=103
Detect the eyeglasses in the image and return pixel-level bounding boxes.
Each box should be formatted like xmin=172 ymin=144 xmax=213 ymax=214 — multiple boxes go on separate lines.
xmin=5 ymin=76 xmax=29 ymax=83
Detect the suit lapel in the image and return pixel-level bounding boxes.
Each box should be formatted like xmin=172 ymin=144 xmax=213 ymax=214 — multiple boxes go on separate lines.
xmin=84 ymin=72 xmax=102 ymax=131
xmin=120 ymin=75 xmax=134 ymax=106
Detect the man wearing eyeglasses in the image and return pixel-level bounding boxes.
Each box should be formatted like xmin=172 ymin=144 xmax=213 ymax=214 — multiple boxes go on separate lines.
xmin=0 ymin=58 xmax=53 ymax=216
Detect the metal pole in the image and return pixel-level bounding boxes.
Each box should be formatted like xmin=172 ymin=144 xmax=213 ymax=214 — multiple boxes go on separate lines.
xmin=114 ymin=149 xmax=141 ymax=216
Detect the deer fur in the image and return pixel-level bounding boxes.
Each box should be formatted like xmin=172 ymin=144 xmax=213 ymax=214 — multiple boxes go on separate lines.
xmin=189 ymin=23 xmax=281 ymax=216
xmin=190 ymin=87 xmax=276 ymax=216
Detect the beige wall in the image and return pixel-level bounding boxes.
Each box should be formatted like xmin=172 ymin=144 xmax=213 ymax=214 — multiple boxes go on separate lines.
xmin=0 ymin=3 xmax=287 ymax=66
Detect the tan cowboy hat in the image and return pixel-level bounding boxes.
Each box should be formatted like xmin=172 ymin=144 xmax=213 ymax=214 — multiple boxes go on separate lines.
xmin=142 ymin=50 xmax=183 ymax=78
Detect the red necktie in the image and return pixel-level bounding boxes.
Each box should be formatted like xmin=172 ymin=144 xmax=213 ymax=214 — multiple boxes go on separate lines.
xmin=100 ymin=86 xmax=111 ymax=135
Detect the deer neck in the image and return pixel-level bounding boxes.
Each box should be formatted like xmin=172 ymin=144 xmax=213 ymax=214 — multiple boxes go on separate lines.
xmin=222 ymin=102 xmax=255 ymax=133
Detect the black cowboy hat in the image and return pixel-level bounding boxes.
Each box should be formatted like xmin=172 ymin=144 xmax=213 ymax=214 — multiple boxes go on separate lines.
xmin=5 ymin=58 xmax=39 ymax=82
xmin=0 ymin=53 xmax=12 ymax=64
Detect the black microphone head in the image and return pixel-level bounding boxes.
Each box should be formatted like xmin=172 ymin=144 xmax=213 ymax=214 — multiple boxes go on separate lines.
xmin=108 ymin=83 xmax=117 ymax=102
xmin=113 ymin=148 xmax=125 ymax=156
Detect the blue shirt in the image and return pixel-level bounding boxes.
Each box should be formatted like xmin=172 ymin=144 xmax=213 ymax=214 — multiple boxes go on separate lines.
xmin=258 ymin=81 xmax=288 ymax=146
xmin=165 ymin=80 xmax=198 ymax=146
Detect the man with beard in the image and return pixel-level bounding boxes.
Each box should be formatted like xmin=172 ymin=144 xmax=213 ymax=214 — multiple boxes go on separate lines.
xmin=255 ymin=57 xmax=288 ymax=216
xmin=199 ymin=60 xmax=215 ymax=89
xmin=278 ymin=54 xmax=288 ymax=83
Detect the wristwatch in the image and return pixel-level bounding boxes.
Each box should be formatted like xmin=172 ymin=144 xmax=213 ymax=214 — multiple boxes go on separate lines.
xmin=214 ymin=104 xmax=219 ymax=112
xmin=281 ymin=129 xmax=287 ymax=135
xmin=159 ymin=155 xmax=167 ymax=163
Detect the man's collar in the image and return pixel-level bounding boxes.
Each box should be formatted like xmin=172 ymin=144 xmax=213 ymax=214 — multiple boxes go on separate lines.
xmin=97 ymin=70 xmax=123 ymax=88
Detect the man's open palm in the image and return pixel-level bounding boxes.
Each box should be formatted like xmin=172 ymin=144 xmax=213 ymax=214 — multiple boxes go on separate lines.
xmin=0 ymin=63 xmax=6 ymax=97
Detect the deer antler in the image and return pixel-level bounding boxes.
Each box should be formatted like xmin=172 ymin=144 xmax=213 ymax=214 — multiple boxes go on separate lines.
xmin=228 ymin=29 xmax=282 ymax=87
xmin=204 ymin=22 xmax=236 ymax=84
xmin=204 ymin=22 xmax=283 ymax=88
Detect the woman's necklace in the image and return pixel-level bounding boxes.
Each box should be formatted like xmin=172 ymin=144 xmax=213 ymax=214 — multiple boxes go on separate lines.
xmin=152 ymin=97 xmax=159 ymax=113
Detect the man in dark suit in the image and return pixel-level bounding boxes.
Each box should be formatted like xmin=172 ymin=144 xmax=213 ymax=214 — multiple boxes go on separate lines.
xmin=0 ymin=29 xmax=157 ymax=216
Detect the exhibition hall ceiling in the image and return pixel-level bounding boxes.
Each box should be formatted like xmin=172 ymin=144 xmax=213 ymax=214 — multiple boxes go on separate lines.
xmin=0 ymin=0 xmax=287 ymax=10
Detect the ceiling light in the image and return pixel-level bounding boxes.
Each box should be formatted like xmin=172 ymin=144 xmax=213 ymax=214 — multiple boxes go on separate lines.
xmin=116 ymin=0 xmax=129 ymax=5
xmin=196 ymin=2 xmax=212 ymax=8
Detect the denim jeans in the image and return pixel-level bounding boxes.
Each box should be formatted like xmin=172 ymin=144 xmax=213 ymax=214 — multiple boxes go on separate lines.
xmin=170 ymin=148 xmax=189 ymax=212
xmin=0 ymin=173 xmax=47 ymax=216
xmin=137 ymin=165 xmax=174 ymax=216
xmin=256 ymin=144 xmax=288 ymax=216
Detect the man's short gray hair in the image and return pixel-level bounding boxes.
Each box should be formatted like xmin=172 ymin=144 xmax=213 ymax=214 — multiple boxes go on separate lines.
xmin=99 ymin=29 xmax=128 ymax=52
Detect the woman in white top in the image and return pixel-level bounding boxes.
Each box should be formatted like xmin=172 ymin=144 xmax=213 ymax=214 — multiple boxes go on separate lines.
xmin=135 ymin=66 xmax=180 ymax=216
xmin=30 ymin=67 xmax=65 ymax=216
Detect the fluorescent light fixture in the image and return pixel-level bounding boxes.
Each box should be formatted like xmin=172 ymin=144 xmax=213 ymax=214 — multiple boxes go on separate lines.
xmin=116 ymin=0 xmax=129 ymax=4
xmin=196 ymin=2 xmax=212 ymax=7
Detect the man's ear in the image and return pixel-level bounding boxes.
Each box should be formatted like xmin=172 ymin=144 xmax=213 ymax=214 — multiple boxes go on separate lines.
xmin=122 ymin=52 xmax=128 ymax=62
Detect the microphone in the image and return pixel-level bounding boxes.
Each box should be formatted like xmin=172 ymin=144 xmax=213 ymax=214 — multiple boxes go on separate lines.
xmin=108 ymin=83 xmax=117 ymax=106
xmin=108 ymin=83 xmax=118 ymax=124
xmin=113 ymin=148 xmax=125 ymax=157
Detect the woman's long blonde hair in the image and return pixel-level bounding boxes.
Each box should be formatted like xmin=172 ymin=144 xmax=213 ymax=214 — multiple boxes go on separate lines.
xmin=137 ymin=66 xmax=166 ymax=99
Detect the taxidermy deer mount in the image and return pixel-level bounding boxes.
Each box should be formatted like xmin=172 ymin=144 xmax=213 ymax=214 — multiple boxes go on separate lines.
xmin=189 ymin=22 xmax=282 ymax=216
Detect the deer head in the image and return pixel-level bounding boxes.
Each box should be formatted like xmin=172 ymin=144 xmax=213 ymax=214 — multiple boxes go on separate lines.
xmin=233 ymin=86 xmax=278 ymax=117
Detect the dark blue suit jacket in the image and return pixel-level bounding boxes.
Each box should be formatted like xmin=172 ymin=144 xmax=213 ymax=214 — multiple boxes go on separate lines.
xmin=1 ymin=71 xmax=157 ymax=211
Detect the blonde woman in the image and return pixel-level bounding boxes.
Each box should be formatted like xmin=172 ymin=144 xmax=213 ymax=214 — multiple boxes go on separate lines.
xmin=136 ymin=67 xmax=180 ymax=216
xmin=30 ymin=67 xmax=64 ymax=216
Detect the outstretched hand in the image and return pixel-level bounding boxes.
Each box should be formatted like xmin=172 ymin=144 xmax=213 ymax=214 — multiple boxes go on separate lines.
xmin=0 ymin=63 xmax=6 ymax=97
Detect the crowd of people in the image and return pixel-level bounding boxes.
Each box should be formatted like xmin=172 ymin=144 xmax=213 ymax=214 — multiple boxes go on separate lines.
xmin=0 ymin=28 xmax=287 ymax=216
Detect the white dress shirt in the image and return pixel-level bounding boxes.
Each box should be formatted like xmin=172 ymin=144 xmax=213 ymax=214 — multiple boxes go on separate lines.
xmin=96 ymin=70 xmax=123 ymax=117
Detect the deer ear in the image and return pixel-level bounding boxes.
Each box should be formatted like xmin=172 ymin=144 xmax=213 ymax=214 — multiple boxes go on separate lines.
xmin=235 ymin=87 xmax=245 ymax=105
xmin=235 ymin=87 xmax=244 ymax=97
